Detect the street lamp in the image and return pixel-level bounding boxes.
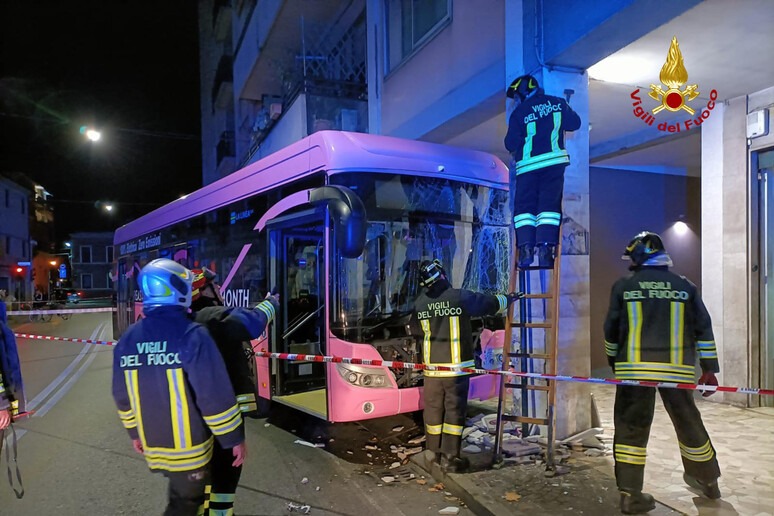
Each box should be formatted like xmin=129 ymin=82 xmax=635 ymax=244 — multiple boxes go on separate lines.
xmin=80 ymin=125 xmax=102 ymax=142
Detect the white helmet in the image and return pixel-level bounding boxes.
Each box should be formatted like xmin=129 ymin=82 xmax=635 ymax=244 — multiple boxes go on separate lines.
xmin=139 ymin=258 xmax=194 ymax=308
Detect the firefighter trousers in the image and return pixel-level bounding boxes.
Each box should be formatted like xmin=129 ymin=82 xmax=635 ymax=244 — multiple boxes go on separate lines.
xmin=163 ymin=466 xmax=210 ymax=516
xmin=424 ymin=376 xmax=470 ymax=458
xmin=513 ymin=164 xmax=566 ymax=246
xmin=203 ymin=439 xmax=243 ymax=515
xmin=613 ymin=385 xmax=721 ymax=493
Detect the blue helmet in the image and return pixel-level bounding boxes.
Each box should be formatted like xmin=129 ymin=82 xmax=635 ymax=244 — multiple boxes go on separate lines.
xmin=139 ymin=258 xmax=194 ymax=308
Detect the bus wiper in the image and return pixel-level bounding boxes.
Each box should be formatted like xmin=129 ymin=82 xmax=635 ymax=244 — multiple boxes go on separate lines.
xmin=283 ymin=304 xmax=325 ymax=341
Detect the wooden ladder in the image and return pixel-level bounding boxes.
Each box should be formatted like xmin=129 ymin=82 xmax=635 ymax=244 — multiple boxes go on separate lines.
xmin=492 ymin=240 xmax=561 ymax=473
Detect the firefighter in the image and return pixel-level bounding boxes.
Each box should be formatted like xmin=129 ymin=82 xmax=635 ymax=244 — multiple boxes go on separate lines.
xmin=189 ymin=267 xmax=279 ymax=516
xmin=504 ymin=74 xmax=581 ymax=268
xmin=1 ymin=297 xmax=26 ymax=430
xmin=604 ymin=232 xmax=721 ymax=514
xmin=409 ymin=260 xmax=514 ymax=473
xmin=112 ymin=259 xmax=246 ymax=516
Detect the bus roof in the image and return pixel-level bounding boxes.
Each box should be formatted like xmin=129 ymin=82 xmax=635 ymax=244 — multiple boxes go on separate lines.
xmin=114 ymin=131 xmax=509 ymax=245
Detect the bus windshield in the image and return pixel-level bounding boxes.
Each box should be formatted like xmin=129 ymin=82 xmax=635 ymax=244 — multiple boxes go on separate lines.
xmin=330 ymin=172 xmax=510 ymax=343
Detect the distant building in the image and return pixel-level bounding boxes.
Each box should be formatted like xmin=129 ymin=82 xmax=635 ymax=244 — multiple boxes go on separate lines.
xmin=70 ymin=231 xmax=115 ymax=296
xmin=0 ymin=174 xmax=32 ymax=301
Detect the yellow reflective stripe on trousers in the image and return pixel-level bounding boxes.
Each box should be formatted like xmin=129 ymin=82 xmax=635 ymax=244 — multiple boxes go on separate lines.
xmin=124 ymin=369 xmax=146 ymax=445
xmin=421 ymin=319 xmax=432 ymax=365
xmin=627 ymin=302 xmax=643 ymax=362
xmin=426 ymin=424 xmax=442 ymax=435
xmin=670 ymin=302 xmax=685 ymax=365
xmin=450 ymin=316 xmax=461 ymax=364
xmin=614 ymin=443 xmax=646 ymax=465
xmin=442 ymin=423 xmax=464 ymax=436
xmin=167 ymin=368 xmax=192 ymax=449
xmin=210 ymin=492 xmax=235 ymax=503
xmin=679 ymin=439 xmax=715 ymax=462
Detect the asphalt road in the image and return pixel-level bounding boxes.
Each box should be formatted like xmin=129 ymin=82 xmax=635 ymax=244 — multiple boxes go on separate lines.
xmin=2 ymin=313 xmax=471 ymax=516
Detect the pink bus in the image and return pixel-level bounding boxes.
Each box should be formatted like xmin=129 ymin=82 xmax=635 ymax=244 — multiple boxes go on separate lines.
xmin=113 ymin=131 xmax=510 ymax=422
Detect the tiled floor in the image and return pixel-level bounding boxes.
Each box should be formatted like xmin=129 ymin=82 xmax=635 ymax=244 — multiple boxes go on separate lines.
xmin=592 ymin=387 xmax=774 ymax=516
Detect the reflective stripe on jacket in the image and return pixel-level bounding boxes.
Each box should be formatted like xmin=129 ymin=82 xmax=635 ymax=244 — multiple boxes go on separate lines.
xmin=504 ymin=92 xmax=581 ymax=175
xmin=603 ymin=267 xmax=719 ymax=383
xmin=112 ymin=305 xmax=244 ymax=472
xmin=410 ymin=289 xmax=507 ymax=377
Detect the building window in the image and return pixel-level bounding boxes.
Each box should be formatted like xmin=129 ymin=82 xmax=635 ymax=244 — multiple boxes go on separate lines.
xmin=81 ymin=245 xmax=92 ymax=263
xmin=106 ymin=245 xmax=114 ymax=263
xmin=386 ymin=0 xmax=451 ymax=73
xmin=81 ymin=273 xmax=93 ymax=289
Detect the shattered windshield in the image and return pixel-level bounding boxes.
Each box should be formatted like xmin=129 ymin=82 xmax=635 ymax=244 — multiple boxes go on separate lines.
xmin=330 ymin=173 xmax=510 ymax=343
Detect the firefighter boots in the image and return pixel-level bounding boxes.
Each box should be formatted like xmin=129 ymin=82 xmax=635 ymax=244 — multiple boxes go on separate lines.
xmin=620 ymin=490 xmax=656 ymax=514
xmin=683 ymin=473 xmax=722 ymax=499
xmin=537 ymin=243 xmax=556 ymax=268
xmin=518 ymin=244 xmax=535 ymax=268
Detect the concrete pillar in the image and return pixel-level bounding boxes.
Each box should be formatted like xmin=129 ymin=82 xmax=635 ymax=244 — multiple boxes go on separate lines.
xmin=701 ymin=97 xmax=749 ymax=405
xmin=543 ymin=68 xmax=592 ymax=438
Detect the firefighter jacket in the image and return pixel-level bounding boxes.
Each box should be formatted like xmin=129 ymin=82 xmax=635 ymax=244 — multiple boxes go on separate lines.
xmin=193 ymin=298 xmax=277 ymax=416
xmin=410 ymin=287 xmax=507 ymax=377
xmin=504 ymin=92 xmax=581 ymax=175
xmin=112 ymin=305 xmax=244 ymax=473
xmin=603 ymin=266 xmax=719 ymax=383
xmin=0 ymin=301 xmax=25 ymax=416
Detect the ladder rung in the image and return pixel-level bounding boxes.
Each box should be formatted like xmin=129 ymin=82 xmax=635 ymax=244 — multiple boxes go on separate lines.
xmin=505 ymin=383 xmax=551 ymax=391
xmin=523 ymin=293 xmax=552 ymax=299
xmin=502 ymin=415 xmax=550 ymax=425
xmin=517 ymin=265 xmax=554 ymax=271
xmin=512 ymin=322 xmax=553 ymax=328
xmin=508 ymin=352 xmax=553 ymax=360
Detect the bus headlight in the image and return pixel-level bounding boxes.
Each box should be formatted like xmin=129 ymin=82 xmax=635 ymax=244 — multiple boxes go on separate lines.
xmin=337 ymin=364 xmax=391 ymax=388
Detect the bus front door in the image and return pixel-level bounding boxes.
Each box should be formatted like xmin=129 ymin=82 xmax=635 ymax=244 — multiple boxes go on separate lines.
xmin=268 ymin=214 xmax=327 ymax=419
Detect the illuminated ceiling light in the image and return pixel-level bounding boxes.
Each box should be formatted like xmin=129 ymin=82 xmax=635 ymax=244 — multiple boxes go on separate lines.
xmin=587 ymin=54 xmax=656 ymax=85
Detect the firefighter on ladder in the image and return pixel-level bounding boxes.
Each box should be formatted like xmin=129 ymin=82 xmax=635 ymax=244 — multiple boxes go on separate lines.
xmin=409 ymin=259 xmax=514 ymax=473
xmin=604 ymin=232 xmax=721 ymax=514
xmin=504 ymin=74 xmax=581 ymax=268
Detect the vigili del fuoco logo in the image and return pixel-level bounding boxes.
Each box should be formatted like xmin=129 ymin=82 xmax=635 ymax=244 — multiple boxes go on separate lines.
xmin=630 ymin=36 xmax=718 ymax=133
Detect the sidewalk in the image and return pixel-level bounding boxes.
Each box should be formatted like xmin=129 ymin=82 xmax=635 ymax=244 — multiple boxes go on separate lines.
xmin=410 ymin=386 xmax=774 ymax=515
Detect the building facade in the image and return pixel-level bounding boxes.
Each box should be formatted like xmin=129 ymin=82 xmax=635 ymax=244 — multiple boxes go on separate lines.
xmin=70 ymin=231 xmax=115 ymax=296
xmin=0 ymin=174 xmax=32 ymax=302
xmin=198 ymin=0 xmax=774 ymax=435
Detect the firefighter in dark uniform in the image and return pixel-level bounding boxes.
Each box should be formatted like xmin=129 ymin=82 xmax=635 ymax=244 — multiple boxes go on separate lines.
xmin=504 ymin=74 xmax=581 ymax=268
xmin=604 ymin=232 xmax=721 ymax=514
xmin=409 ymin=260 xmax=511 ymax=473
xmin=112 ymin=259 xmax=246 ymax=516
xmin=189 ymin=267 xmax=279 ymax=516
xmin=1 ymin=298 xmax=26 ymax=431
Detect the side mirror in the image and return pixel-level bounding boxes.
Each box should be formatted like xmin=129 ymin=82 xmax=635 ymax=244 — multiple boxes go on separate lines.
xmin=309 ymin=186 xmax=367 ymax=259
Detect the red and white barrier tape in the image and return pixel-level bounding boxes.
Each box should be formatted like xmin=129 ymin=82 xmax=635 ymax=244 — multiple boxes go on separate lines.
xmin=11 ymin=332 xmax=774 ymax=396
xmin=7 ymin=307 xmax=116 ymax=316
xmin=14 ymin=332 xmax=116 ymax=347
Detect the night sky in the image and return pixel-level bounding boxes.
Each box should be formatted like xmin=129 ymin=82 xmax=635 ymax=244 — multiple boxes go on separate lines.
xmin=0 ymin=1 xmax=201 ymax=242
